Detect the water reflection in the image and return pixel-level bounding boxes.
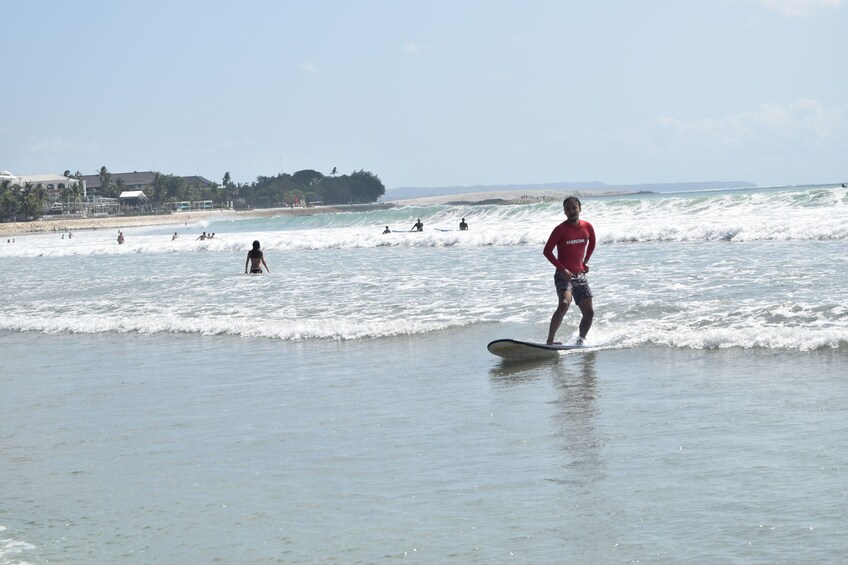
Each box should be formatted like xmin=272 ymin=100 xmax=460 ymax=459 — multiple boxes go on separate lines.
xmin=488 ymin=352 xmax=619 ymax=556
xmin=489 ymin=352 xmax=604 ymax=486
xmin=490 ymin=351 xmax=604 ymax=482
xmin=548 ymin=352 xmax=604 ymax=487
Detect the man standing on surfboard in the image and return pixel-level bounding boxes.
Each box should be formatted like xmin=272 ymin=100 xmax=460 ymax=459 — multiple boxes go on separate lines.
xmin=543 ymin=196 xmax=596 ymax=345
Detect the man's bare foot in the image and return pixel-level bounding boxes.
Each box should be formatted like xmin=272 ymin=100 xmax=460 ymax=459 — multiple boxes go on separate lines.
xmin=546 ymin=340 xmax=562 ymax=345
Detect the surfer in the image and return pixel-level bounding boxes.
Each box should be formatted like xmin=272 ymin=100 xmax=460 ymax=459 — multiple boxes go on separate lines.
xmin=411 ymin=219 xmax=423 ymax=232
xmin=543 ymin=196 xmax=596 ymax=345
xmin=117 ymin=231 xmax=125 ymax=244
xmin=382 ymin=226 xmax=391 ymax=234
xmin=245 ymin=240 xmax=270 ymax=274
xmin=196 ymin=231 xmax=207 ymax=241
xmin=459 ymin=218 xmax=468 ymax=230
xmin=172 ymin=232 xmax=178 ymax=240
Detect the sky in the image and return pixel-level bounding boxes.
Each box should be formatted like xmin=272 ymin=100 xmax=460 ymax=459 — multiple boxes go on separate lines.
xmin=2 ymin=0 xmax=845 ymax=190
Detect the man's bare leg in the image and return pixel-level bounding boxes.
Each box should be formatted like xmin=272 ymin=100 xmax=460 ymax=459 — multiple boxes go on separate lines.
xmin=576 ymin=297 xmax=594 ymax=343
xmin=546 ymin=289 xmax=572 ymax=344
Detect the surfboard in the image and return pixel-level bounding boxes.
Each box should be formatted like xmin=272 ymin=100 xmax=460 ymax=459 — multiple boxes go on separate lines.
xmin=487 ymin=338 xmax=585 ymax=361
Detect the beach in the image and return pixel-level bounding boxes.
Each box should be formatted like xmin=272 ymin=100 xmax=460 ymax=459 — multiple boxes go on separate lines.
xmin=0 ymin=188 xmax=627 ymax=237
xmin=0 ymin=204 xmax=395 ymax=237
xmin=2 ymin=184 xmax=847 ymax=564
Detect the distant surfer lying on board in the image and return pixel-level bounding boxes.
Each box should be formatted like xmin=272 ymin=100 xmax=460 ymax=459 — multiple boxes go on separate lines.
xmin=543 ymin=196 xmax=596 ymax=345
xmin=245 ymin=240 xmax=270 ymax=274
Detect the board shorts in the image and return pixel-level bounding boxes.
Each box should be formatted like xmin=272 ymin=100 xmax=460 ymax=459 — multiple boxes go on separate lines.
xmin=250 ymin=268 xmax=263 ymax=274
xmin=554 ymin=271 xmax=593 ymax=303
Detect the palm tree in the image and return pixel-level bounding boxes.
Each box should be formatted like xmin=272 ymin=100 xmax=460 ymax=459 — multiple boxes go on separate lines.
xmin=98 ymin=166 xmax=113 ymax=197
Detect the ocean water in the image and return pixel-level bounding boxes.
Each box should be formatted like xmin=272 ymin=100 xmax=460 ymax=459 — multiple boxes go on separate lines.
xmin=2 ymin=185 xmax=847 ymax=563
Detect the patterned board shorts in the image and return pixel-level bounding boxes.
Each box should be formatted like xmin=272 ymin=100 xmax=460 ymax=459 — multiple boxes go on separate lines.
xmin=554 ymin=271 xmax=593 ymax=303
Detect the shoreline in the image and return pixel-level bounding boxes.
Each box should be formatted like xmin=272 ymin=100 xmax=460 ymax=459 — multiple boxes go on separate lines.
xmin=0 ymin=203 xmax=396 ymax=237
xmin=0 ymin=188 xmax=630 ymax=237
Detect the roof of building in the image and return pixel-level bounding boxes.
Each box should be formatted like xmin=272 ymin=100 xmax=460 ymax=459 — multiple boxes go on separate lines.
xmin=182 ymin=175 xmax=216 ymax=187
xmin=119 ymin=190 xmax=149 ymax=200
xmin=78 ymin=171 xmax=217 ymax=189
xmin=17 ymin=173 xmax=79 ymax=186
xmin=79 ymin=171 xmax=157 ymax=189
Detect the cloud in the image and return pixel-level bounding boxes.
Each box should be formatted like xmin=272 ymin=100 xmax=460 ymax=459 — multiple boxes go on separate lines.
xmin=578 ymin=99 xmax=848 ymax=158
xmin=403 ymin=41 xmax=426 ymax=55
xmin=746 ymin=0 xmax=844 ymax=17
xmin=298 ymin=61 xmax=318 ymax=74
xmin=660 ymin=99 xmax=844 ymax=144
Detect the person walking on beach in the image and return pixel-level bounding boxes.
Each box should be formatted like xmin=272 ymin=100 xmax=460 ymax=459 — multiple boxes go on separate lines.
xmin=543 ymin=196 xmax=596 ymax=345
xmin=245 ymin=240 xmax=270 ymax=274
xmin=459 ymin=218 xmax=468 ymax=230
xmin=411 ymin=219 xmax=424 ymax=232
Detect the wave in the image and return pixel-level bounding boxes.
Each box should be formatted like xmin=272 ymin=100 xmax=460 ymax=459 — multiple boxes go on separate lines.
xmin=204 ymin=185 xmax=848 ymax=245
xmin=0 ymin=525 xmax=36 ymax=565
xmin=2 ymin=313 xmax=845 ymax=352
xmin=2 ymin=186 xmax=846 ymax=258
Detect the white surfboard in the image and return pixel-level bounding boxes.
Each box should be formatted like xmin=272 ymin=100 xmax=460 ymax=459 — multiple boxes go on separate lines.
xmin=487 ymin=338 xmax=586 ymax=361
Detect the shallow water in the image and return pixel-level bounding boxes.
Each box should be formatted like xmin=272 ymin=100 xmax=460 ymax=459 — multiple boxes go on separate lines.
xmin=3 ymin=330 xmax=846 ymax=564
xmin=2 ymin=185 xmax=847 ymax=563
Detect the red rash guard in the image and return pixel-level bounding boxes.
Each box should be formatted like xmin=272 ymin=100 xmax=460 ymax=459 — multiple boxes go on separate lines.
xmin=543 ymin=219 xmax=596 ymax=274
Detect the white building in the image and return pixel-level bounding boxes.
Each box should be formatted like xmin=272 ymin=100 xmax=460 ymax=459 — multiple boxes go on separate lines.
xmin=17 ymin=173 xmax=81 ymax=192
xmin=0 ymin=170 xmax=20 ymax=184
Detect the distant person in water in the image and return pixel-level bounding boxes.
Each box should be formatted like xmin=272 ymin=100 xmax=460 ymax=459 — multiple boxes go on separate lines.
xmin=459 ymin=218 xmax=468 ymax=230
xmin=245 ymin=240 xmax=270 ymax=274
xmin=172 ymin=232 xmax=178 ymax=240
xmin=543 ymin=196 xmax=596 ymax=346
xmin=411 ymin=219 xmax=423 ymax=232
xmin=382 ymin=226 xmax=391 ymax=234
xmin=117 ymin=231 xmax=125 ymax=244
xmin=196 ymin=231 xmax=207 ymax=241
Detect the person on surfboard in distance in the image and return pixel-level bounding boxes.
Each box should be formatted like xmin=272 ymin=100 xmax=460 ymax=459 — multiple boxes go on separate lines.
xmin=245 ymin=240 xmax=270 ymax=274
xmin=543 ymin=196 xmax=596 ymax=345
xmin=411 ymin=219 xmax=423 ymax=232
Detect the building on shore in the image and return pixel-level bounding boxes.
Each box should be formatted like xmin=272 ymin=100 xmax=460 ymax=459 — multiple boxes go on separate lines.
xmin=77 ymin=171 xmax=216 ymax=197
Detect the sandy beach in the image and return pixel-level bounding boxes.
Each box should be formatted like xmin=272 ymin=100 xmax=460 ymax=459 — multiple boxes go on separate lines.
xmin=0 ymin=203 xmax=395 ymax=237
xmin=0 ymin=189 xmax=624 ymax=237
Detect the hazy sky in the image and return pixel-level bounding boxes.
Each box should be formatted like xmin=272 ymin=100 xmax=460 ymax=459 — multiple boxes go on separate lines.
xmin=2 ymin=0 xmax=845 ymax=189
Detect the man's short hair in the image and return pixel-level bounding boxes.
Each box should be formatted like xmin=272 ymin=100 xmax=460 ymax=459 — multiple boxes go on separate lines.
xmin=563 ymin=196 xmax=581 ymax=208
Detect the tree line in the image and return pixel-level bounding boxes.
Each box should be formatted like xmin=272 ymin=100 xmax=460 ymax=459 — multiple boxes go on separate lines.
xmin=226 ymin=169 xmax=385 ymax=208
xmin=0 ymin=167 xmax=385 ymax=221
xmin=0 ymin=182 xmax=46 ymax=221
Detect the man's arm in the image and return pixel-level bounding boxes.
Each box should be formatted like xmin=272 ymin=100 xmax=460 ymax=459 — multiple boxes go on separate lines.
xmin=583 ymin=223 xmax=596 ymax=270
xmin=543 ymin=225 xmax=566 ymax=272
